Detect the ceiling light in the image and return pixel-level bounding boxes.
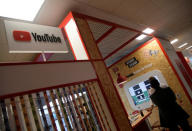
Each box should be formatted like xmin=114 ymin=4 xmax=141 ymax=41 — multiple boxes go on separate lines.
xmin=170 ymin=39 xmax=178 ymax=44
xmin=186 ymin=46 xmax=192 ymax=50
xmin=0 ymin=0 xmax=45 ymax=21
xmin=136 ymin=34 xmax=147 ymax=40
xmin=136 ymin=28 xmax=154 ymax=40
xmin=143 ymin=28 xmax=154 ymax=34
xmin=178 ymin=43 xmax=188 ymax=48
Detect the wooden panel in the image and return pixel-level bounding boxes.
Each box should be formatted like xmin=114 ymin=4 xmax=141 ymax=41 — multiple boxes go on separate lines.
xmin=82 ymin=84 xmax=103 ymax=130
xmin=86 ymin=83 xmax=107 ymax=131
xmin=92 ymin=61 xmax=132 ymax=130
xmin=74 ymin=14 xmax=131 ymax=131
xmin=88 ymin=82 xmax=112 ymax=130
xmin=109 ymin=39 xmax=192 ymax=126
xmin=0 ymin=80 xmax=106 ymax=131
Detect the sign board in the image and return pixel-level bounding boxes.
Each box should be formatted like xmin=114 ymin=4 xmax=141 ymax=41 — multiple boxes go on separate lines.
xmin=125 ymin=57 xmax=139 ymax=68
xmin=4 ymin=20 xmax=68 ymax=53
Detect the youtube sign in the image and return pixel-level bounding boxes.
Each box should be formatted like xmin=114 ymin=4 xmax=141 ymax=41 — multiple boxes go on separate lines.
xmin=13 ymin=31 xmax=31 ymax=41
xmin=13 ymin=30 xmax=62 ymax=43
xmin=4 ymin=20 xmax=68 ymax=53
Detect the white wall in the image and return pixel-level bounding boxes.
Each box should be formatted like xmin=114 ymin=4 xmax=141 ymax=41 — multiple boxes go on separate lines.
xmin=0 ymin=62 xmax=97 ymax=96
xmin=159 ymin=39 xmax=192 ymax=99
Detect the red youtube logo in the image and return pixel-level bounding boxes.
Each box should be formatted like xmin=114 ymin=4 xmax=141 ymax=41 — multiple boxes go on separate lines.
xmin=13 ymin=30 xmax=31 ymax=41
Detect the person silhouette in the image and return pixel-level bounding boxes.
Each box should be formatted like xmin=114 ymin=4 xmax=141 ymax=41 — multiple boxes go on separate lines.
xmin=148 ymin=76 xmax=191 ymax=131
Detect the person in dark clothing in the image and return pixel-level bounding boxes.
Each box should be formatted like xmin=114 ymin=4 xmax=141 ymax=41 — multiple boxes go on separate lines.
xmin=148 ymin=77 xmax=191 ymax=131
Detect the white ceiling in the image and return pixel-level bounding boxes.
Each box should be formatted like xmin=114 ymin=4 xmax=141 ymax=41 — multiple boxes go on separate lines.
xmin=71 ymin=0 xmax=192 ymax=52
xmin=0 ymin=0 xmax=192 ymax=63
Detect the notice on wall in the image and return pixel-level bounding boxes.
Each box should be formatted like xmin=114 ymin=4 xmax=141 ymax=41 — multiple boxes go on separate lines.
xmin=4 ymin=20 xmax=68 ymax=53
xmin=125 ymin=57 xmax=139 ymax=68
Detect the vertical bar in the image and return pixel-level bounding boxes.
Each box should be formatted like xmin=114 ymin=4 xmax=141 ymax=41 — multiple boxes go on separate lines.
xmin=42 ymin=51 xmax=47 ymax=62
xmin=43 ymin=91 xmax=58 ymax=130
xmin=83 ymin=85 xmax=102 ymax=131
xmin=10 ymin=98 xmax=21 ymax=131
xmin=64 ymin=87 xmax=81 ymax=130
xmin=20 ymin=96 xmax=31 ymax=131
xmin=55 ymin=89 xmax=71 ymax=131
xmin=0 ymin=99 xmax=10 ymax=131
xmin=5 ymin=99 xmax=16 ymax=131
xmin=15 ymin=96 xmax=28 ymax=131
xmin=78 ymin=84 xmax=98 ymax=130
xmin=49 ymin=90 xmax=65 ymax=130
xmin=59 ymin=88 xmax=76 ymax=130
xmin=23 ymin=95 xmax=38 ymax=131
xmin=28 ymin=94 xmax=42 ymax=131
xmin=0 ymin=101 xmax=5 ymax=131
xmin=32 ymin=93 xmax=46 ymax=131
xmin=89 ymin=82 xmax=111 ymax=130
xmin=86 ymin=84 xmax=107 ymax=131
xmin=74 ymin=86 xmax=92 ymax=130
xmin=36 ymin=92 xmax=50 ymax=130
xmin=68 ymin=86 xmax=86 ymax=131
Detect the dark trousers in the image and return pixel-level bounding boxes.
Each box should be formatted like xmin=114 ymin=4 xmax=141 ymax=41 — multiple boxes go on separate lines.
xmin=169 ymin=119 xmax=192 ymax=131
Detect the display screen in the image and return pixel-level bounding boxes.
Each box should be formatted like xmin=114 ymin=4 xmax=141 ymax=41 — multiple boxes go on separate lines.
xmin=128 ymin=80 xmax=151 ymax=106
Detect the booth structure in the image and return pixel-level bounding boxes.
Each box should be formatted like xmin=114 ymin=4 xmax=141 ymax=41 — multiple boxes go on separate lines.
xmin=108 ymin=38 xmax=192 ymax=129
xmin=0 ymin=11 xmax=192 ymax=131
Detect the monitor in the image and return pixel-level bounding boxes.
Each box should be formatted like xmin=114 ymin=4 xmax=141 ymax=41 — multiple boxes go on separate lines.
xmin=123 ymin=70 xmax=167 ymax=110
xmin=128 ymin=80 xmax=151 ymax=106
